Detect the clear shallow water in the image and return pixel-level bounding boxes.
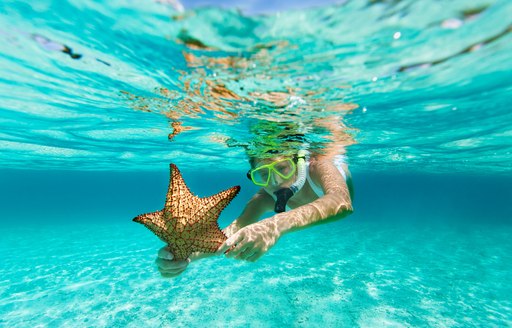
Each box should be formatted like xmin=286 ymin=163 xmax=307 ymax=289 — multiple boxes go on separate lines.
xmin=1 ymin=222 xmax=511 ymax=327
xmin=1 ymin=0 xmax=512 ymax=326
xmin=0 ymin=168 xmax=511 ymax=327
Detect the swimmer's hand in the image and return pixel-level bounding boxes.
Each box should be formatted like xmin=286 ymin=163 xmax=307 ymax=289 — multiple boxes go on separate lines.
xmin=217 ymin=220 xmax=280 ymax=262
xmin=155 ymin=246 xmax=190 ymax=278
xmin=155 ymin=246 xmax=218 ymax=278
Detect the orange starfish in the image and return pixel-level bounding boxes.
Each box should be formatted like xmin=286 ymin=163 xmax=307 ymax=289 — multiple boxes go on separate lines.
xmin=133 ymin=164 xmax=240 ymax=261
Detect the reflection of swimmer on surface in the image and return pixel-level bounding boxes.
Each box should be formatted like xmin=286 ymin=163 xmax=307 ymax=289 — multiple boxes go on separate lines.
xmin=124 ymin=28 xmax=340 ymax=143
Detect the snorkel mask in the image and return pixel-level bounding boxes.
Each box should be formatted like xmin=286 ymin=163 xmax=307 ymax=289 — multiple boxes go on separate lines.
xmin=247 ymin=150 xmax=308 ymax=213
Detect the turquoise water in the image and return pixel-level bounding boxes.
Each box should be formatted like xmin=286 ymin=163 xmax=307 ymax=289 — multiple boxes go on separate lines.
xmin=1 ymin=0 xmax=512 ymax=326
xmin=1 ymin=222 xmax=511 ymax=326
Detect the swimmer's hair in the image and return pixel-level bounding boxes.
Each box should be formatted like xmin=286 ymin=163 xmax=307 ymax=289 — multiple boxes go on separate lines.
xmin=247 ymin=149 xmax=302 ymax=168
xmin=247 ymin=149 xmax=280 ymax=168
xmin=248 ymin=157 xmax=257 ymax=168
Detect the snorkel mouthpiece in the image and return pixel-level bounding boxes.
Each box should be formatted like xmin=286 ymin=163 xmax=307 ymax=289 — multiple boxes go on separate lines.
xmin=274 ymin=188 xmax=294 ymax=213
xmin=273 ymin=150 xmax=308 ymax=213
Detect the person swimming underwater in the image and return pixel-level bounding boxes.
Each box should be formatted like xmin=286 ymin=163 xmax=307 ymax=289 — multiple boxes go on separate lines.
xmin=155 ymin=149 xmax=354 ymax=277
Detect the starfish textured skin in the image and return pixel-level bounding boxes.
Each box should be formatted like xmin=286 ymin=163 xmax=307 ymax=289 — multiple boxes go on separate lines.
xmin=133 ymin=164 xmax=240 ymax=261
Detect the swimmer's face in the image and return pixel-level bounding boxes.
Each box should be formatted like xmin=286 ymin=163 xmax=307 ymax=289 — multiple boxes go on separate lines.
xmin=252 ymin=156 xmax=297 ymax=193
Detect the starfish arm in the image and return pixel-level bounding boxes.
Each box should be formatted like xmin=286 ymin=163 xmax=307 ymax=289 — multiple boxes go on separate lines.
xmin=133 ymin=210 xmax=172 ymax=244
xmin=165 ymin=164 xmax=199 ymax=218
xmin=193 ymin=224 xmax=227 ymax=252
xmin=183 ymin=231 xmax=226 ymax=256
xmin=168 ymin=238 xmax=193 ymax=260
xmin=175 ymin=221 xmax=227 ymax=256
xmin=200 ymin=185 xmax=241 ymax=224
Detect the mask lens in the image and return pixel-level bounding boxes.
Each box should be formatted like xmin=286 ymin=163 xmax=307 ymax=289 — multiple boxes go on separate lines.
xmin=251 ymin=166 xmax=270 ymax=186
xmin=273 ymin=159 xmax=295 ymax=179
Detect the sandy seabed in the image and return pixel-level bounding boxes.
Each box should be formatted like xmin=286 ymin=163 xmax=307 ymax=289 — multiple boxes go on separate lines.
xmin=1 ymin=220 xmax=510 ymax=327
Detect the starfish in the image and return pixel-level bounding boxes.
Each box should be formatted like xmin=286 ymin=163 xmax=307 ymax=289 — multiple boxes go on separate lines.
xmin=133 ymin=164 xmax=240 ymax=261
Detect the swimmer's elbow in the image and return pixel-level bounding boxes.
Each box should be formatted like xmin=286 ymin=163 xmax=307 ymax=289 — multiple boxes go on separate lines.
xmin=345 ymin=204 xmax=354 ymax=216
xmin=325 ymin=190 xmax=353 ymax=219
xmin=346 ymin=206 xmax=354 ymax=218
xmin=334 ymin=203 xmax=353 ymax=220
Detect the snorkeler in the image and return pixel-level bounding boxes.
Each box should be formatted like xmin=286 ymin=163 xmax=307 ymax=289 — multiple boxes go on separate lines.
xmin=155 ymin=150 xmax=354 ymax=277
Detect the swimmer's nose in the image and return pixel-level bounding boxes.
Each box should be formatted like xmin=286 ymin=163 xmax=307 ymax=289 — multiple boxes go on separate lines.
xmin=270 ymin=172 xmax=284 ymax=186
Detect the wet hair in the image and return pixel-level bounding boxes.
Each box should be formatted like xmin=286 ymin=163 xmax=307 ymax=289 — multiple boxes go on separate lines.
xmin=248 ymin=149 xmax=279 ymax=168
xmin=248 ymin=149 xmax=301 ymax=169
xmin=225 ymin=120 xmax=307 ymax=167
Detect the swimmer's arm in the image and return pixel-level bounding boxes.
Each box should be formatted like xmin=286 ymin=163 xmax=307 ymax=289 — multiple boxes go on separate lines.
xmin=222 ymin=189 xmax=274 ymax=237
xmin=265 ymin=160 xmax=353 ymax=236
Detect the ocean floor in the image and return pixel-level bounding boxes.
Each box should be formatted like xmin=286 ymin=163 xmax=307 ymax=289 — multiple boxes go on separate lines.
xmin=1 ymin=219 xmax=510 ymax=327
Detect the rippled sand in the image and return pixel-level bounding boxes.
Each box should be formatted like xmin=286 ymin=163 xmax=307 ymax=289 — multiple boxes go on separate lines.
xmin=1 ymin=220 xmax=510 ymax=327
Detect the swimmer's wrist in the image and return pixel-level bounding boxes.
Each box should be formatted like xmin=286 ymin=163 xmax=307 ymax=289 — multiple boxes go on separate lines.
xmin=265 ymin=213 xmax=290 ymax=237
xmin=266 ymin=203 xmax=325 ymax=235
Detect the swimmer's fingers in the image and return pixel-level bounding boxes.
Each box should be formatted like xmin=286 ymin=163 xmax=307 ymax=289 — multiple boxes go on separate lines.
xmin=155 ymin=257 xmax=189 ymax=270
xmin=157 ymin=246 xmax=174 ymax=260
xmin=155 ymin=257 xmax=190 ymax=278
xmin=155 ymin=246 xmax=189 ymax=278
xmin=245 ymin=251 xmax=264 ymax=262
xmin=218 ymin=232 xmax=244 ymax=254
xmin=159 ymin=264 xmax=187 ymax=277
xmin=160 ymin=271 xmax=183 ymax=278
xmin=224 ymin=239 xmax=252 ymax=259
xmin=159 ymin=265 xmax=187 ymax=278
xmin=233 ymin=243 xmax=256 ymax=260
